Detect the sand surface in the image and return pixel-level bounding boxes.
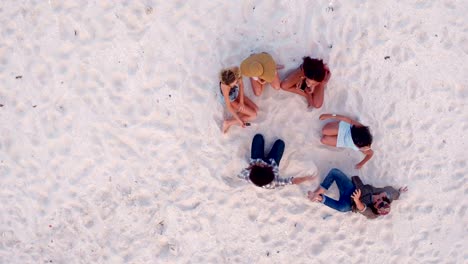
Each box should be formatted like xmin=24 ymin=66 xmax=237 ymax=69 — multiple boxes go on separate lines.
xmin=0 ymin=1 xmax=467 ymax=263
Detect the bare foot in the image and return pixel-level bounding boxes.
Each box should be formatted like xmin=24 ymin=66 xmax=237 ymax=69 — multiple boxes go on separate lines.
xmin=307 ymin=187 xmax=325 ymax=202
xmin=307 ymin=191 xmax=323 ymax=202
xmin=314 ymin=193 xmax=323 ymax=202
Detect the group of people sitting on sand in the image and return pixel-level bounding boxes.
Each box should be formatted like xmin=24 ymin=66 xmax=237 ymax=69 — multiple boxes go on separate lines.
xmin=219 ymin=52 xmax=408 ymax=219
xmin=219 ymin=53 xmax=330 ymax=133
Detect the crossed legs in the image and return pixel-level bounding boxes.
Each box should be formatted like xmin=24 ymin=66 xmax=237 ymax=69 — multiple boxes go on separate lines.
xmin=308 ymin=168 xmax=356 ymax=212
xmin=222 ymin=99 xmax=258 ymax=133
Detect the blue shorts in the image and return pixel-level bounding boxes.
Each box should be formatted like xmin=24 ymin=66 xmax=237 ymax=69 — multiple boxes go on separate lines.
xmin=336 ymin=121 xmax=359 ymax=151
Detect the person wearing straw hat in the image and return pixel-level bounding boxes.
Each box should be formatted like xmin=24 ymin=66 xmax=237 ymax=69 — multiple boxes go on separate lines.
xmin=280 ymin=56 xmax=331 ymax=109
xmin=240 ymin=52 xmax=282 ymax=96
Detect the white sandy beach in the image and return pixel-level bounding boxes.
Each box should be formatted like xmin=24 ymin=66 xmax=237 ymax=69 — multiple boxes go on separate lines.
xmin=0 ymin=0 xmax=467 ymax=263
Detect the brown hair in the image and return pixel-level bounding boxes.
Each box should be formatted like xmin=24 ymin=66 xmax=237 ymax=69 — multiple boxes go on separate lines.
xmin=220 ymin=67 xmax=241 ymax=85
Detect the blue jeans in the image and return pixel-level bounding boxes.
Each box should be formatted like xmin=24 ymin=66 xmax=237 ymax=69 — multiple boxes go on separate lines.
xmin=251 ymin=134 xmax=285 ymax=165
xmin=320 ymin=168 xmax=356 ymax=212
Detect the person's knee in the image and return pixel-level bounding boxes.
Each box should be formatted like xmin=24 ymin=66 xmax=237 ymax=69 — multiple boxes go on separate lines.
xmin=320 ymin=136 xmax=326 ymax=145
xmin=330 ymin=168 xmax=341 ymax=174
xmin=334 ymin=201 xmax=351 ymax=212
xmin=313 ymin=100 xmax=323 ymax=109
xmin=336 ymin=205 xmax=351 ymax=212
xmin=321 ymin=136 xmax=331 ymax=145
xmin=276 ymin=139 xmax=285 ymax=149
xmin=280 ymin=81 xmax=288 ymax=90
xmin=253 ymin=134 xmax=263 ymax=141
xmin=321 ymin=126 xmax=326 ymax=134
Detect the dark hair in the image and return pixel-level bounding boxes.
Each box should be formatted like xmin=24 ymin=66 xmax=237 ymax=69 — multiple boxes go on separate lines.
xmin=302 ymin=57 xmax=325 ymax=82
xmin=249 ymin=165 xmax=274 ymax=187
xmin=382 ymin=196 xmax=390 ymax=203
xmin=351 ymin=125 xmax=373 ymax=147
xmin=370 ymin=196 xmax=391 ymax=215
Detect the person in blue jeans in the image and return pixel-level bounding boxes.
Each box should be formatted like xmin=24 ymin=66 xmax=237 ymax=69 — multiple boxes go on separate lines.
xmin=238 ymin=134 xmax=314 ymax=189
xmin=307 ymin=168 xmax=408 ymax=219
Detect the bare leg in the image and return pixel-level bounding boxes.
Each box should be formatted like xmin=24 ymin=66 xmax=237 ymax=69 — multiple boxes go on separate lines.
xmin=307 ymin=186 xmax=326 ymax=202
xmin=222 ymin=118 xmax=239 ymax=133
xmin=222 ymin=113 xmax=252 ymax=134
xmin=243 ymin=96 xmax=258 ymax=112
xmin=222 ymin=101 xmax=257 ymax=133
xmin=250 ymin=78 xmax=264 ymax=96
xmin=270 ymin=71 xmax=281 ymax=90
xmin=306 ymin=92 xmax=314 ymax=108
xmin=322 ymin=121 xmax=340 ymax=136
xmin=311 ymin=84 xmax=325 ymax=108
xmin=232 ymin=101 xmax=257 ymax=120
xmin=280 ymin=68 xmax=308 ymax=98
xmin=282 ymin=86 xmax=308 ymax=98
xmin=320 ymin=136 xmax=337 ymax=147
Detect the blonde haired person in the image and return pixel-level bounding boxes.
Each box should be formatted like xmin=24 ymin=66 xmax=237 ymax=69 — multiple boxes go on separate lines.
xmin=240 ymin=52 xmax=283 ymax=96
xmin=219 ymin=67 xmax=258 ymax=133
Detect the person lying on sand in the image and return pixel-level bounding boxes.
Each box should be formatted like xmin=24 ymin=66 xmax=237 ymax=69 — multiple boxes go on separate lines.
xmin=240 ymin=52 xmax=283 ymax=96
xmin=238 ymin=134 xmax=314 ymax=189
xmin=219 ymin=67 xmax=258 ymax=133
xmin=280 ymin=56 xmax=331 ymax=108
xmin=307 ymin=168 xmax=408 ymax=219
xmin=319 ymin=113 xmax=374 ymax=169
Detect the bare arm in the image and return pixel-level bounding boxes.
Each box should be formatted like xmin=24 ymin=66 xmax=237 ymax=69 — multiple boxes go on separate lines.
xmin=280 ymin=67 xmax=308 ymax=97
xmin=280 ymin=67 xmax=302 ymax=89
xmin=319 ymin=113 xmax=363 ymax=126
xmin=356 ymin=149 xmax=374 ymax=169
xmin=221 ymin=84 xmax=243 ymax=124
xmin=351 ymin=189 xmax=378 ymax=219
xmin=305 ymin=91 xmax=314 ymax=107
xmin=313 ymin=66 xmax=331 ymax=93
xmin=292 ymin=175 xmax=315 ymax=185
xmin=351 ymin=189 xmax=366 ymax=211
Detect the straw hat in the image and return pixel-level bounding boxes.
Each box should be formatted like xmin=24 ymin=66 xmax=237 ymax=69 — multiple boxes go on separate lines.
xmin=240 ymin=53 xmax=276 ymax=82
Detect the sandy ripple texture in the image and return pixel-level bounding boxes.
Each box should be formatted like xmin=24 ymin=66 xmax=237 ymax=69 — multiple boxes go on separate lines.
xmin=0 ymin=1 xmax=467 ymax=263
